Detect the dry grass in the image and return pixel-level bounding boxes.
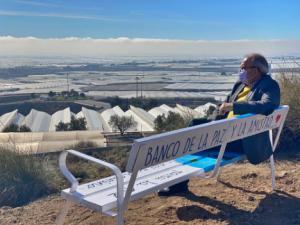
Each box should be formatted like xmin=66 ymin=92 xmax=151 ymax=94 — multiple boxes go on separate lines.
xmin=65 ymin=146 xmax=131 ymax=182
xmin=278 ymin=73 xmax=300 ymax=151
xmin=0 ymin=145 xmax=131 ymax=208
xmin=0 ymin=148 xmax=58 ymax=207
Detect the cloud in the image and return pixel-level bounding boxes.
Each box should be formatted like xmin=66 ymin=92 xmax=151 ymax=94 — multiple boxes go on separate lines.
xmin=0 ymin=36 xmax=300 ymax=58
xmin=0 ymin=10 xmax=129 ymax=22
xmin=14 ymin=0 xmax=60 ymax=7
xmin=14 ymin=0 xmax=103 ymax=11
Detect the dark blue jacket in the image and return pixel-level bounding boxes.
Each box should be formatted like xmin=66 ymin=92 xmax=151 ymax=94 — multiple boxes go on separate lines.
xmin=226 ymin=74 xmax=280 ymax=164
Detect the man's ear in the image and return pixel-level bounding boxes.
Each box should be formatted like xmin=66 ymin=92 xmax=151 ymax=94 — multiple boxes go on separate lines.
xmin=255 ymin=67 xmax=261 ymax=75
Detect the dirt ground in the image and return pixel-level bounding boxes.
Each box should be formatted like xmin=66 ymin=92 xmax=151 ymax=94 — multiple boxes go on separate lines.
xmin=1 ymin=156 xmax=300 ymax=225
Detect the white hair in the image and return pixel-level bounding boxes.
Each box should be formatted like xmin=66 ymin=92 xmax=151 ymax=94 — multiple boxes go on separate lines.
xmin=247 ymin=53 xmax=269 ymax=74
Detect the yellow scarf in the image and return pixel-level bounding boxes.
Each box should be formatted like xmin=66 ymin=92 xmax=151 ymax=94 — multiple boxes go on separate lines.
xmin=227 ymin=86 xmax=251 ymax=119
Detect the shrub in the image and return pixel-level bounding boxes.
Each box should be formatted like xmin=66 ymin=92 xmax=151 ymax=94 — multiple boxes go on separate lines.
xmin=0 ymin=148 xmax=57 ymax=207
xmin=0 ymin=145 xmax=132 ymax=207
xmin=19 ymin=125 xmax=31 ymax=132
xmin=73 ymin=141 xmax=96 ymax=150
xmin=69 ymin=116 xmax=87 ymax=130
xmin=65 ymin=146 xmax=131 ymax=183
xmin=154 ymin=111 xmax=186 ymax=132
xmin=109 ymin=115 xmax=137 ymax=135
xmin=48 ymin=91 xmax=56 ymax=97
xmin=55 ymin=116 xmax=87 ymax=131
xmin=69 ymin=89 xmax=79 ymax=98
xmin=55 ymin=121 xmax=70 ymax=131
xmin=278 ymin=73 xmax=300 ymax=150
xmin=2 ymin=124 xmax=19 ymax=132
xmin=2 ymin=124 xmax=31 ymax=132
xmin=106 ymin=96 xmax=159 ymax=111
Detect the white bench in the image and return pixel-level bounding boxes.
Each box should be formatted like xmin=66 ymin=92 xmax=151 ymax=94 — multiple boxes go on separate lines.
xmin=56 ymin=105 xmax=289 ymax=225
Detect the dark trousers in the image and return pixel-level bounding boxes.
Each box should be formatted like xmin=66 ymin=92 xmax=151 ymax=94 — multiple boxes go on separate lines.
xmin=167 ymin=118 xmax=243 ymax=193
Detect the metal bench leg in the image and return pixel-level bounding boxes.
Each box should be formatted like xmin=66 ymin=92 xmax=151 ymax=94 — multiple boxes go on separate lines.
xmin=55 ymin=200 xmax=72 ymax=225
xmin=270 ymin=155 xmax=276 ymax=191
xmin=216 ymin=167 xmax=222 ymax=182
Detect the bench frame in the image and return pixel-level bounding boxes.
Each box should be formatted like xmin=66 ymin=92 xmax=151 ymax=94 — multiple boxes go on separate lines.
xmin=56 ymin=106 xmax=289 ymax=225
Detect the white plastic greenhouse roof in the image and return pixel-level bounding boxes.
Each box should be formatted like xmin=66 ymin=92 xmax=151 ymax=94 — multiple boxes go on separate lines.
xmin=194 ymin=102 xmax=217 ymax=116
xmin=130 ymin=105 xmax=155 ymax=127
xmin=175 ymin=104 xmax=203 ymax=118
xmin=101 ymin=106 xmax=125 ymax=121
xmin=125 ymin=109 xmax=154 ymax=132
xmin=76 ymin=111 xmax=84 ymax=119
xmin=100 ymin=106 xmax=125 ymax=132
xmin=49 ymin=107 xmax=72 ymax=131
xmin=148 ymin=106 xmax=168 ymax=118
xmin=159 ymin=104 xmax=175 ymax=112
xmin=164 ymin=82 xmax=232 ymax=91
xmin=12 ymin=113 xmax=25 ymax=126
xmin=81 ymin=107 xmax=104 ymax=131
xmin=159 ymin=104 xmax=182 ymax=115
xmin=23 ymin=109 xmax=51 ymax=132
xmin=0 ymin=109 xmax=18 ymax=131
xmin=0 ymin=102 xmax=216 ymax=133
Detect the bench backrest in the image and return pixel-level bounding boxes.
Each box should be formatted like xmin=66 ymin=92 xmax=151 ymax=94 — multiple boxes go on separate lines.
xmin=126 ymin=106 xmax=289 ymax=173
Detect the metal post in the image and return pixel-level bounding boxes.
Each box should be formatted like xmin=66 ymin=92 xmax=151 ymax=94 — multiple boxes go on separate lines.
xmin=205 ymin=122 xmax=233 ymax=180
xmin=140 ymin=76 xmax=143 ymax=98
xmin=55 ymin=200 xmax=72 ymax=225
xmin=268 ymin=110 xmax=287 ymax=191
xmin=270 ymin=154 xmax=276 ymax=190
xmin=67 ymin=73 xmax=70 ymax=93
xmin=208 ymin=141 xmax=228 ymax=179
xmin=135 ymin=77 xmax=139 ymax=98
xmin=269 ymin=129 xmax=276 ymax=190
xmin=58 ymin=150 xmax=125 ymax=225
xmin=120 ymin=171 xmax=138 ymax=215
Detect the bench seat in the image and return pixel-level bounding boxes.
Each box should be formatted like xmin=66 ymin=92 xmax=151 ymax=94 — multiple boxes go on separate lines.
xmin=62 ymin=150 xmax=245 ymax=214
xmin=57 ymin=106 xmax=289 ymax=225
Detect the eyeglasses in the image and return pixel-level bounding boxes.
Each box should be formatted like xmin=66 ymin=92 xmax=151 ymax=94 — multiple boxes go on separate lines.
xmin=240 ymin=66 xmax=257 ymax=71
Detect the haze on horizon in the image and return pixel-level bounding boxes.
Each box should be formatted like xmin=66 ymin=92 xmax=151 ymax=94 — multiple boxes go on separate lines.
xmin=1 ymin=36 xmax=300 ymax=59
xmin=1 ymin=0 xmax=300 ymax=58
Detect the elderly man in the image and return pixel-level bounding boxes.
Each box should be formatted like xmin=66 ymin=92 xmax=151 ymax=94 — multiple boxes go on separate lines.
xmin=219 ymin=53 xmax=280 ymax=164
xmin=159 ymin=53 xmax=280 ymax=196
xmin=219 ymin=53 xmax=280 ymax=118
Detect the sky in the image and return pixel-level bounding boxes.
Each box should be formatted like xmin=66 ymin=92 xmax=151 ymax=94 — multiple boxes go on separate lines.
xmin=1 ymin=0 xmax=300 ymax=58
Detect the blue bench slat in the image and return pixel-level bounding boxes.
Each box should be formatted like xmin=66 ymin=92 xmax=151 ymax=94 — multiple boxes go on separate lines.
xmin=176 ymin=151 xmax=245 ymax=172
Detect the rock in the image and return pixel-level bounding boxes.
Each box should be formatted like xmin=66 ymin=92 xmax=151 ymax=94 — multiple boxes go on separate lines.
xmin=248 ymin=196 xmax=255 ymax=201
xmin=276 ymin=171 xmax=288 ymax=179
xmin=241 ymin=173 xmax=258 ymax=179
xmin=1 ymin=206 xmax=12 ymax=210
xmin=285 ymin=180 xmax=294 ymax=185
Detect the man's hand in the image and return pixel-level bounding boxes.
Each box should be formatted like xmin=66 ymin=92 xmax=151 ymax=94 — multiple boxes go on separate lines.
xmin=219 ymin=102 xmax=233 ymax=115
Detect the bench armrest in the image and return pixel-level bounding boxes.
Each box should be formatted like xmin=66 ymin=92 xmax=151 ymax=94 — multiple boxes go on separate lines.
xmin=59 ymin=150 xmax=124 ymax=203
